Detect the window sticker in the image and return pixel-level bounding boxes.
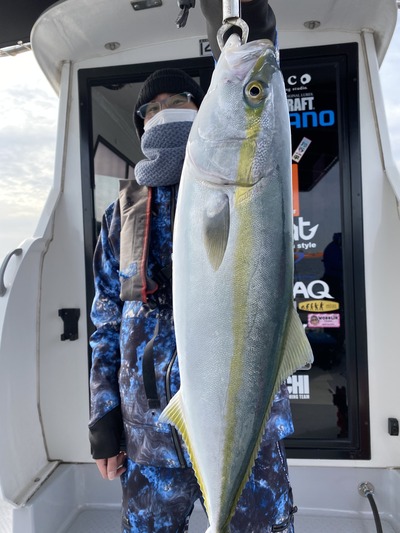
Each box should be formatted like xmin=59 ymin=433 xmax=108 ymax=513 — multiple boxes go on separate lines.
xmin=307 ymin=313 xmax=340 ymax=328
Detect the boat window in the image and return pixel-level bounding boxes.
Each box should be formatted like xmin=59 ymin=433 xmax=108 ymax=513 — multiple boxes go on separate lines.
xmin=78 ymin=56 xmax=214 ymax=330
xmin=282 ymin=43 xmax=369 ymax=459
xmin=79 ymin=45 xmax=369 ymax=460
xmin=93 ymin=136 xmax=135 ymax=235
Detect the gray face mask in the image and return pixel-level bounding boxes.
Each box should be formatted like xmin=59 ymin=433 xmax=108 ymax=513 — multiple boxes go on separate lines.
xmin=134 ymin=120 xmax=193 ymax=187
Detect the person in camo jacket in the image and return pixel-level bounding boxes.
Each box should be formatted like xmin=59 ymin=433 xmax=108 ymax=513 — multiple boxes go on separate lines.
xmin=89 ymin=1 xmax=297 ymax=531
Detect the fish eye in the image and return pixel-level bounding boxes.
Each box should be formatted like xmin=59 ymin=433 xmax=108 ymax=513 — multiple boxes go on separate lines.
xmin=244 ymin=80 xmax=266 ymax=105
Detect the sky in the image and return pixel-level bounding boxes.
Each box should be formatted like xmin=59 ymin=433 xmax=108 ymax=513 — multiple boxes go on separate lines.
xmin=0 ymin=51 xmax=58 ymax=262
xmin=0 ymin=15 xmax=399 ymax=263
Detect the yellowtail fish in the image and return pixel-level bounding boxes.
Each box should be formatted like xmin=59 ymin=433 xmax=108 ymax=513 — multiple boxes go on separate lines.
xmin=159 ymin=35 xmax=313 ymax=533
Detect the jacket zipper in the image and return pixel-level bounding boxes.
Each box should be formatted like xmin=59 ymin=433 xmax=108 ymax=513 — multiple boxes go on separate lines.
xmin=165 ymin=185 xmax=186 ymax=467
xmin=165 ymin=348 xmax=187 ymax=468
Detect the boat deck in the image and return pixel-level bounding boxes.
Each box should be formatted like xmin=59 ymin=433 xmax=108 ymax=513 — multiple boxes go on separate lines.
xmin=7 ymin=464 xmax=398 ymax=533
xmin=63 ymin=506 xmax=396 ymax=533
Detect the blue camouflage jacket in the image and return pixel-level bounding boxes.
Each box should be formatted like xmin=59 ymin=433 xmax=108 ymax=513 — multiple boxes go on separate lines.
xmin=89 ymin=182 xmax=294 ymax=468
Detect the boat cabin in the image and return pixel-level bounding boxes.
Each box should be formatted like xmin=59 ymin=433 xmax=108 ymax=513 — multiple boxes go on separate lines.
xmin=0 ymin=0 xmax=399 ymax=531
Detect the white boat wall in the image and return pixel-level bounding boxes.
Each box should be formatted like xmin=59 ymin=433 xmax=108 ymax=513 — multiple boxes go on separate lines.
xmin=0 ymin=0 xmax=399 ymax=532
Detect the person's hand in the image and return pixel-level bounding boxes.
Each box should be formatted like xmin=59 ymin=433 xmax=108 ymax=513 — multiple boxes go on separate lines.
xmin=95 ymin=451 xmax=127 ymax=480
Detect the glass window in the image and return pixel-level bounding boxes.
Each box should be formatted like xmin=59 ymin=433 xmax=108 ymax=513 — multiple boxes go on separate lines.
xmin=93 ymin=136 xmax=135 ymax=233
xmin=79 ymin=50 xmax=368 ymax=460
xmin=282 ymin=44 xmax=369 ymax=459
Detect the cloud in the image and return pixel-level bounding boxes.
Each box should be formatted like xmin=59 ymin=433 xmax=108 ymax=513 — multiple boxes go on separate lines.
xmin=0 ymin=52 xmax=57 ymax=260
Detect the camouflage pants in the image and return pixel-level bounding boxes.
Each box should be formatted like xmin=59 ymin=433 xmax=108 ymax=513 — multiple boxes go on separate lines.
xmin=120 ymin=441 xmax=296 ymax=532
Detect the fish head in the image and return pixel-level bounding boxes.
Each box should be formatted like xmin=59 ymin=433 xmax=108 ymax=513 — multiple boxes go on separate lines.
xmin=187 ymin=37 xmax=290 ymax=188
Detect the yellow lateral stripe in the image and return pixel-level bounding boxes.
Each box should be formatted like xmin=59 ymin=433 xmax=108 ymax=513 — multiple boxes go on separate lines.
xmin=218 ymin=46 xmax=278 ymax=526
xmin=219 ymin=79 xmax=264 ymax=524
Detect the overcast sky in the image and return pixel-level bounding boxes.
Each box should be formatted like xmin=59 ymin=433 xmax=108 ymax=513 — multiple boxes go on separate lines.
xmin=0 ymin=16 xmax=399 ymax=263
xmin=0 ymin=51 xmax=58 ymax=262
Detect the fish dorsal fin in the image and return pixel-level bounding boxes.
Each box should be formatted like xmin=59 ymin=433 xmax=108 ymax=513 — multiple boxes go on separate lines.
xmin=203 ymin=193 xmax=230 ymax=271
xmin=159 ymin=391 xmax=210 ymax=511
xmin=226 ymin=304 xmax=313 ymax=527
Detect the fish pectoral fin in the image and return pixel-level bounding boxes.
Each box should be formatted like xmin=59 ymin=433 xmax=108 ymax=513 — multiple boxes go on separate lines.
xmin=203 ymin=193 xmax=230 ymax=271
xmin=280 ymin=304 xmax=314 ymax=381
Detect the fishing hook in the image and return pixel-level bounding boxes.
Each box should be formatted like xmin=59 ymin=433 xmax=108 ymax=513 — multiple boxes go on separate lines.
xmin=217 ymin=0 xmax=249 ymax=50
xmin=217 ymin=18 xmax=249 ymax=50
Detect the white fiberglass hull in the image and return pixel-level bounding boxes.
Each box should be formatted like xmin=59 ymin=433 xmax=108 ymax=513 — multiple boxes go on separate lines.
xmin=1 ymin=464 xmax=399 ymax=533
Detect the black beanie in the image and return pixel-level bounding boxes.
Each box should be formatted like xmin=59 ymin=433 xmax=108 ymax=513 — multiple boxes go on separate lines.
xmin=134 ymin=68 xmax=205 ymax=138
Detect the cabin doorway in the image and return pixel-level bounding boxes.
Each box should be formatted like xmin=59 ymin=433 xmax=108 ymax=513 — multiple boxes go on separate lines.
xmin=78 ymin=44 xmax=370 ymax=461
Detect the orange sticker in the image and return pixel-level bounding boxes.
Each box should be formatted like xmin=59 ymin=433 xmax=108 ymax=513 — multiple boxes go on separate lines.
xmin=292 ymin=163 xmax=300 ymax=217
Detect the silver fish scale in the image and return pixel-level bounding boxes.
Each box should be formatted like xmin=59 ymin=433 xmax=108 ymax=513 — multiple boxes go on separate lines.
xmin=163 ymin=37 xmax=313 ymax=533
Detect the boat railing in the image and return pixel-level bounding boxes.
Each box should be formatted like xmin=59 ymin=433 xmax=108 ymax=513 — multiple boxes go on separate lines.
xmin=0 ymin=248 xmax=23 ymax=297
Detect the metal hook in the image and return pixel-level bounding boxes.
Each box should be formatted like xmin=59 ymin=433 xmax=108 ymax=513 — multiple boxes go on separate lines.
xmin=222 ymin=0 xmax=239 ymax=19
xmin=217 ymin=0 xmax=249 ymax=50
xmin=217 ymin=17 xmax=249 ymax=50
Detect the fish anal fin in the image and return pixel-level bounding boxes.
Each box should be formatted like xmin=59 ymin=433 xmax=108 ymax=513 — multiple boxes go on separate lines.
xmin=159 ymin=390 xmax=186 ymax=433
xmin=203 ymin=193 xmax=230 ymax=271
xmin=159 ymin=391 xmax=210 ymax=513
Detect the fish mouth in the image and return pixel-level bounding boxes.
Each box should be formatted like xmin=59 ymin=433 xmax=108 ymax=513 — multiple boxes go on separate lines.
xmin=196 ymin=134 xmax=264 ymax=148
xmin=198 ymin=175 xmax=262 ymax=188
